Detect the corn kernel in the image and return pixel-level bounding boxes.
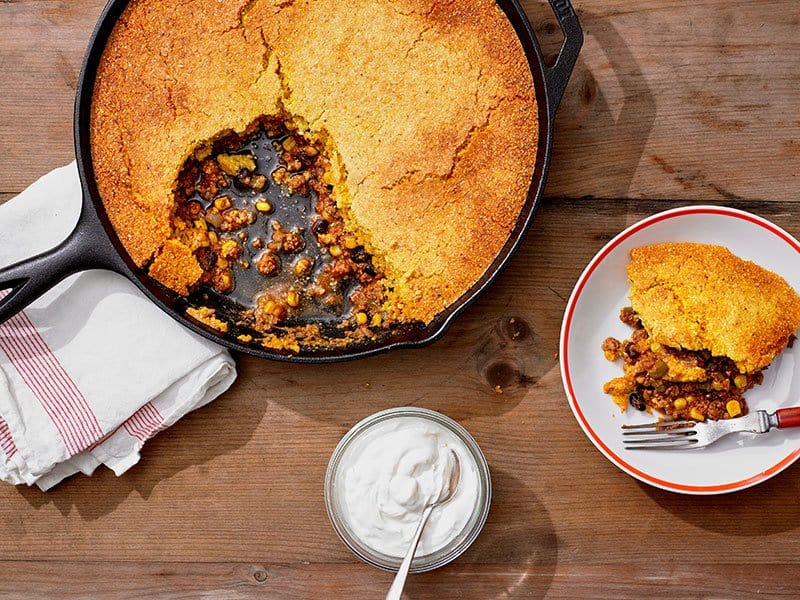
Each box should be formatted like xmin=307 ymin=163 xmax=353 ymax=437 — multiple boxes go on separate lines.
xmin=208 ymin=231 xmax=218 ymax=244
xmin=194 ymin=219 xmax=207 ymax=230
xmin=726 ymin=400 xmax=742 ymax=417
xmin=294 ymin=258 xmax=313 ymax=277
xmin=733 ymin=374 xmax=748 ymax=388
xmin=650 ymin=342 xmax=662 ymax=352
xmin=262 ymin=300 xmax=276 ymax=315
xmin=690 ymin=408 xmax=705 ymax=421
xmin=329 ymin=245 xmax=342 ymax=257
xmin=673 ymin=397 xmax=687 ymax=410
xmin=214 ymin=196 xmax=232 ymax=211
xmin=256 ymin=201 xmax=273 ymax=213
xmin=287 ymin=290 xmax=300 ymax=308
xmin=371 ymin=314 xmax=383 ymax=327
xmin=356 ymin=312 xmax=368 ymax=326
xmin=221 ymin=240 xmax=239 ymax=258
xmin=322 ymin=170 xmax=336 ymax=186
xmin=282 ymin=136 xmax=297 ymax=151
xmin=344 ymin=236 xmax=358 ymax=249
xmin=304 ymin=145 xmax=318 ymax=157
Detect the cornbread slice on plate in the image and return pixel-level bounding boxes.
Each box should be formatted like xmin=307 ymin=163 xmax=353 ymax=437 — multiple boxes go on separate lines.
xmin=602 ymin=243 xmax=800 ymax=420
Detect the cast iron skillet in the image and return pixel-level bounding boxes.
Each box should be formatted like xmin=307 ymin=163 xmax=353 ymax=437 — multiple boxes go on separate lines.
xmin=0 ymin=0 xmax=582 ymax=363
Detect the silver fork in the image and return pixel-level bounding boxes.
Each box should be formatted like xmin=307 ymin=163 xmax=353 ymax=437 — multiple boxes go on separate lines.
xmin=622 ymin=407 xmax=800 ymax=450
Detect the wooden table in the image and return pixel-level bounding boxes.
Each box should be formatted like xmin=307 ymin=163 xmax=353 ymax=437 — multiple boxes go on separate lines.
xmin=2 ymin=1 xmax=799 ymax=597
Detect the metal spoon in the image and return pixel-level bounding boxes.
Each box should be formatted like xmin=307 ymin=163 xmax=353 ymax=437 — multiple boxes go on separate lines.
xmin=385 ymin=449 xmax=462 ymax=600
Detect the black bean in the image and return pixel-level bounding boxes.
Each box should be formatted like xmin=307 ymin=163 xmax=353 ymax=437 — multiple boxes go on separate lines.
xmin=312 ymin=219 xmax=329 ymax=235
xmin=351 ymin=246 xmax=369 ymax=263
xmin=195 ymin=247 xmax=217 ymax=271
xmin=623 ymin=342 xmax=640 ymax=360
xmin=629 ymin=392 xmax=646 ymax=411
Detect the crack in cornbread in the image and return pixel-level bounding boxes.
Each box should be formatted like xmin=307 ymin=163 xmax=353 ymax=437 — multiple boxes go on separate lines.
xmin=90 ymin=0 xmax=537 ymax=339
xmin=602 ymin=243 xmax=800 ymax=420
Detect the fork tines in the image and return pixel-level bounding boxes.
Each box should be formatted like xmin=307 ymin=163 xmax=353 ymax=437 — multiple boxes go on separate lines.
xmin=622 ymin=420 xmax=699 ymax=450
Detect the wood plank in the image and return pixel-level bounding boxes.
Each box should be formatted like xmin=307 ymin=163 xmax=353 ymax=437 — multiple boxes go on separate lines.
xmin=1 ymin=199 xmax=800 ymax=567
xmin=0 ymin=0 xmax=104 ymax=195
xmin=2 ymin=1 xmax=800 ymax=201
xmin=0 ymin=562 xmax=797 ymax=599
xmin=524 ymin=0 xmax=800 ymax=202
xmin=4 ymin=0 xmax=800 ymax=597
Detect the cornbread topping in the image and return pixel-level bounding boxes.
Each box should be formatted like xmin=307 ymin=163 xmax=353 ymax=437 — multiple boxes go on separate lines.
xmin=603 ymin=243 xmax=800 ymax=420
xmin=89 ymin=0 xmax=537 ymax=351
xmin=336 ymin=416 xmax=479 ymax=558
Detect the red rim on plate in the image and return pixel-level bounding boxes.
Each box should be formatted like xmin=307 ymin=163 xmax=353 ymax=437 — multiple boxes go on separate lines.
xmin=559 ymin=205 xmax=800 ymax=494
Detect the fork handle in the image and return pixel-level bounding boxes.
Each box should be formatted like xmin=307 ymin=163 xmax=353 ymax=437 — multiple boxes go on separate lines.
xmin=775 ymin=407 xmax=800 ymax=428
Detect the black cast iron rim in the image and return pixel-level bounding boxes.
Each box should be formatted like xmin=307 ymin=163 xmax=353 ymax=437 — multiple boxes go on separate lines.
xmin=1 ymin=0 xmax=582 ymax=363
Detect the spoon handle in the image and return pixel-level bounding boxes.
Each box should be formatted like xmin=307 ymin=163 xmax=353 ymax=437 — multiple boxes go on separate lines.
xmin=385 ymin=503 xmax=435 ymax=600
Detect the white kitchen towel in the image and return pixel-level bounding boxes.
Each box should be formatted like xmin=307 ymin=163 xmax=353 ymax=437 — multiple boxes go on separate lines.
xmin=0 ymin=162 xmax=237 ymax=490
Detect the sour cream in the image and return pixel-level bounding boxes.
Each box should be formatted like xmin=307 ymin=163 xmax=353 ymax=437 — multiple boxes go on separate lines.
xmin=336 ymin=416 xmax=480 ymax=558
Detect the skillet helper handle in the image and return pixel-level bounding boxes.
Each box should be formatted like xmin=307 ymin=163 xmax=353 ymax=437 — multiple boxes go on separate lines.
xmin=544 ymin=0 xmax=584 ymax=118
xmin=0 ymin=208 xmax=122 ymax=325
xmin=775 ymin=407 xmax=800 ymax=429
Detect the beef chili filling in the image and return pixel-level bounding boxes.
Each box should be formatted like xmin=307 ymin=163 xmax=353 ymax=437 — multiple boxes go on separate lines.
xmin=602 ymin=307 xmax=764 ymax=421
xmin=167 ymin=115 xmax=391 ymax=347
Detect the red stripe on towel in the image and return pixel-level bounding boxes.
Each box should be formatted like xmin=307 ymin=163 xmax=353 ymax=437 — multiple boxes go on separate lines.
xmin=123 ymin=402 xmax=165 ymax=443
xmin=0 ymin=417 xmax=17 ymax=458
xmin=0 ymin=290 xmax=104 ymax=455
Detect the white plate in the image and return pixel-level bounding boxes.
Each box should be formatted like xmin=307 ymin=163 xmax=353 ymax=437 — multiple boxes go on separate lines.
xmin=560 ymin=205 xmax=800 ymax=494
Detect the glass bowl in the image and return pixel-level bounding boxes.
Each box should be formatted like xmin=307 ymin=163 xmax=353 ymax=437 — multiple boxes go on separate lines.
xmin=324 ymin=407 xmax=491 ymax=573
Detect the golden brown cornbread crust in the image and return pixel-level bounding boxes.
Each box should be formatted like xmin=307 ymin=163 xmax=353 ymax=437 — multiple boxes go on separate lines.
xmin=90 ymin=0 xmax=537 ymax=325
xmin=627 ymin=243 xmax=800 ymax=373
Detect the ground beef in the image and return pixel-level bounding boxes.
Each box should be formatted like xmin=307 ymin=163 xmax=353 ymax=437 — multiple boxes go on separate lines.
xmin=602 ymin=307 xmax=761 ymax=420
xmin=169 ymin=115 xmax=393 ymax=339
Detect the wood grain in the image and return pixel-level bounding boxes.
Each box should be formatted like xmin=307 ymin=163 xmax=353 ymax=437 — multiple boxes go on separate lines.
xmin=3 ymin=0 xmax=800 ymax=598
xmin=2 ymin=200 xmax=800 ymax=598
xmin=0 ymin=0 xmax=102 ymax=196
xmin=2 ymin=1 xmax=800 ymax=201
xmin=524 ymin=0 xmax=800 ymax=202
xmin=1 ymin=562 xmax=798 ymax=599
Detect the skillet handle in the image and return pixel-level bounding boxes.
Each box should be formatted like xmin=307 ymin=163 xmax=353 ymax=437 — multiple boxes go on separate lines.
xmin=544 ymin=0 xmax=584 ymax=118
xmin=0 ymin=207 xmax=123 ymax=325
